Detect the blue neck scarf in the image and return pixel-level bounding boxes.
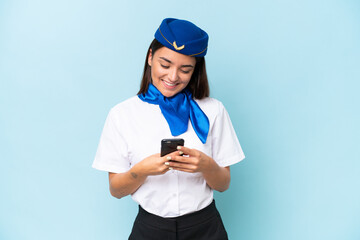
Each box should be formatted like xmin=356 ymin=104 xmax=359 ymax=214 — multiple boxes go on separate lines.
xmin=138 ymin=83 xmax=209 ymax=144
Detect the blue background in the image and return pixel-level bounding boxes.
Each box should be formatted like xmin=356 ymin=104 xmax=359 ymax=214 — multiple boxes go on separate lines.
xmin=1 ymin=0 xmax=359 ymax=239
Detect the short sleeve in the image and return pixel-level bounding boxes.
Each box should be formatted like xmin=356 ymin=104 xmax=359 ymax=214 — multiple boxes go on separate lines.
xmin=92 ymin=109 xmax=130 ymax=173
xmin=211 ymin=102 xmax=245 ymax=167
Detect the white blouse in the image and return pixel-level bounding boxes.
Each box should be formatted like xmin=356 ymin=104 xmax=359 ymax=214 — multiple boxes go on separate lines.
xmin=92 ymin=96 xmax=245 ymax=217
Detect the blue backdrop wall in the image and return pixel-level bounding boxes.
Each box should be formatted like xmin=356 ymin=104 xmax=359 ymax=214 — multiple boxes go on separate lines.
xmin=1 ymin=0 xmax=359 ymax=239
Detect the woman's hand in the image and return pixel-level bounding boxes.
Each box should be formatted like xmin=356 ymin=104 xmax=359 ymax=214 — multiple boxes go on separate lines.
xmin=168 ymin=146 xmax=231 ymax=192
xmin=133 ymin=151 xmax=184 ymax=177
xmin=166 ymin=146 xmax=213 ymax=173
xmin=108 ymin=152 xmax=181 ymax=199
xmin=135 ymin=153 xmax=173 ymax=177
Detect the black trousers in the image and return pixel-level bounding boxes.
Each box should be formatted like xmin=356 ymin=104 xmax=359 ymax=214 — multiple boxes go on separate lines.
xmin=128 ymin=200 xmax=228 ymax=240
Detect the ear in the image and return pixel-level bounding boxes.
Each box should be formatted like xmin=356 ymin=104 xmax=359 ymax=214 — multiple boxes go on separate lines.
xmin=148 ymin=49 xmax=153 ymax=67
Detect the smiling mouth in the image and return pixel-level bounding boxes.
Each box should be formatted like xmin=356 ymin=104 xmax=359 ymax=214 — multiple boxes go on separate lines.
xmin=162 ymin=80 xmax=178 ymax=88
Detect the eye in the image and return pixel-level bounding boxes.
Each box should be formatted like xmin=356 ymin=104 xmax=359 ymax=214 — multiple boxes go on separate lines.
xmin=181 ymin=68 xmax=192 ymax=74
xmin=160 ymin=64 xmax=170 ymax=69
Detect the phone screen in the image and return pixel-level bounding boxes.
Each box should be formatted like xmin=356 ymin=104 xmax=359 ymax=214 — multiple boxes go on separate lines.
xmin=160 ymin=138 xmax=184 ymax=157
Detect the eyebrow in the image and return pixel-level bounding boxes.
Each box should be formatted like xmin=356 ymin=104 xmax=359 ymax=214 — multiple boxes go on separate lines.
xmin=159 ymin=57 xmax=194 ymax=68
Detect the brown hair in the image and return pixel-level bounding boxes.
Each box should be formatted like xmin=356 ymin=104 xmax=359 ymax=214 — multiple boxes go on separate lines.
xmin=137 ymin=39 xmax=210 ymax=99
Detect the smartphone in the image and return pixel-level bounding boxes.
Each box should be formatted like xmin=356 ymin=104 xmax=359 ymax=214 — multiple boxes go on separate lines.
xmin=160 ymin=138 xmax=184 ymax=157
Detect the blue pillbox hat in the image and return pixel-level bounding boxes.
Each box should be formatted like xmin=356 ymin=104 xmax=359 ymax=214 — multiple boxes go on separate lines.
xmin=154 ymin=18 xmax=209 ymax=57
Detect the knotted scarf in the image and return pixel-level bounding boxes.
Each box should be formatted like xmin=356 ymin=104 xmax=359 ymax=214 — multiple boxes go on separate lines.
xmin=138 ymin=83 xmax=209 ymax=144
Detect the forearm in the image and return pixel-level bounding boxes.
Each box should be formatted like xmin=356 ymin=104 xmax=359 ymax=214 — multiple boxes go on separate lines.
xmin=109 ymin=163 xmax=147 ymax=199
xmin=202 ymin=161 xmax=230 ymax=192
xmin=109 ymin=153 xmax=170 ymax=198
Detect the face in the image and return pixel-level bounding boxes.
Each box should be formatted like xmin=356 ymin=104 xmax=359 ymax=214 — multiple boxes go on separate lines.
xmin=148 ymin=47 xmax=196 ymax=97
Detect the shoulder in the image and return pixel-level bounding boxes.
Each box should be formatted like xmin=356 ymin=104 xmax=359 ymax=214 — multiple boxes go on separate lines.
xmin=106 ymin=96 xmax=146 ymax=121
xmin=107 ymin=95 xmax=160 ymax=121
xmin=111 ymin=96 xmax=141 ymax=111
xmin=194 ymin=97 xmax=226 ymax=117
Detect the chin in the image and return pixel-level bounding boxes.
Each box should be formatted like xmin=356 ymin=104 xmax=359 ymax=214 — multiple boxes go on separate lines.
xmin=162 ymin=90 xmax=177 ymax=98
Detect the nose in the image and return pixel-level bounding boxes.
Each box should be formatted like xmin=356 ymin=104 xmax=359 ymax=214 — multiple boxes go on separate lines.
xmin=168 ymin=68 xmax=179 ymax=82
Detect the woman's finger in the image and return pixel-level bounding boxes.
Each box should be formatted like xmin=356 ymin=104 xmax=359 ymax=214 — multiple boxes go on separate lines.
xmin=171 ymin=155 xmax=197 ymax=164
xmin=163 ymin=151 xmax=182 ymax=162
xmin=176 ymin=146 xmax=197 ymax=156
xmin=170 ymin=162 xmax=199 ymax=172
xmin=171 ymin=167 xmax=195 ymax=173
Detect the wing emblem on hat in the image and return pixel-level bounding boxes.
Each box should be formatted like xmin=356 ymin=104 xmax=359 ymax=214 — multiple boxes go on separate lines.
xmin=173 ymin=41 xmax=185 ymax=51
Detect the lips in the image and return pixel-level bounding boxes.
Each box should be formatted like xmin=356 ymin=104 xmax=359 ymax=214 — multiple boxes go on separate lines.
xmin=162 ymin=79 xmax=178 ymax=89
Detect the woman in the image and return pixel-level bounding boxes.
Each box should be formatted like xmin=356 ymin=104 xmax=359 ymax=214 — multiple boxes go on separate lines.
xmin=93 ymin=18 xmax=245 ymax=240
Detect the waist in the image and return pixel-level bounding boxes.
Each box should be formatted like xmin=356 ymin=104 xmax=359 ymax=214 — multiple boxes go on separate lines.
xmin=131 ymin=171 xmax=215 ymax=217
xmin=136 ymin=200 xmax=219 ymax=232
